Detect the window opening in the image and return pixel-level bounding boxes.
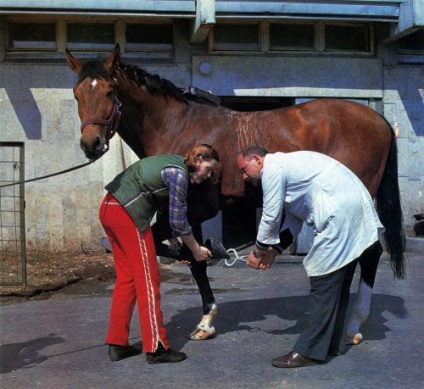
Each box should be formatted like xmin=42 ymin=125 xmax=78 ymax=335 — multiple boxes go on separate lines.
xmin=212 ymin=23 xmax=260 ymax=50
xmin=66 ymin=22 xmax=115 ymax=51
xmin=270 ymin=23 xmax=315 ymax=51
xmin=325 ymin=24 xmax=370 ymax=52
xmin=8 ymin=22 xmax=56 ymax=50
xmin=126 ymin=23 xmax=173 ymax=52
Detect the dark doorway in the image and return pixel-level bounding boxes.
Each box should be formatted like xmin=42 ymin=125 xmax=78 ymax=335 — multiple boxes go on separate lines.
xmin=220 ymin=96 xmax=293 ymax=112
xmin=219 ymin=96 xmax=294 ymax=249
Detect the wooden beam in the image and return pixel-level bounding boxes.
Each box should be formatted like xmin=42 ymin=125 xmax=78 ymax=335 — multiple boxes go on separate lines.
xmin=191 ymin=0 xmax=215 ymax=43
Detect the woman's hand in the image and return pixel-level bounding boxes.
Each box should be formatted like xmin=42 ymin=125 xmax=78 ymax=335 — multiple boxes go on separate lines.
xmin=180 ymin=233 xmax=211 ymax=262
xmin=193 ymin=246 xmax=212 ymax=262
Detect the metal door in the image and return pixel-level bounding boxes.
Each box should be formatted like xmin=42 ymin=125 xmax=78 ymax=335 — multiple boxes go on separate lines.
xmin=0 ymin=142 xmax=26 ymax=286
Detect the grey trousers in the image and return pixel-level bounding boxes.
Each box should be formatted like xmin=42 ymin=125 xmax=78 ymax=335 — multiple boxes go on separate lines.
xmin=293 ymin=259 xmax=358 ymax=361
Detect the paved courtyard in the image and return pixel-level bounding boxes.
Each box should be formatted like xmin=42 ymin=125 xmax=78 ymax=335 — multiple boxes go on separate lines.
xmin=1 ymin=246 xmax=423 ymax=389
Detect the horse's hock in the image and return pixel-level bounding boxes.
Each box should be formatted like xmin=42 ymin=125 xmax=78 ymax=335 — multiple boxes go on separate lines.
xmin=405 ymin=213 xmax=424 ymax=254
xmin=413 ymin=214 xmax=424 ymax=237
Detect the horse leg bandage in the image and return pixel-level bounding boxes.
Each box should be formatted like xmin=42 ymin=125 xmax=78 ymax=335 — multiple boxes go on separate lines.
xmin=189 ymin=304 xmax=218 ymax=340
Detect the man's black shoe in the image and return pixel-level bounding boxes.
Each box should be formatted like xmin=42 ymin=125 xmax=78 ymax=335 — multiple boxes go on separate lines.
xmin=272 ymin=351 xmax=318 ymax=368
xmin=108 ymin=344 xmax=141 ymax=362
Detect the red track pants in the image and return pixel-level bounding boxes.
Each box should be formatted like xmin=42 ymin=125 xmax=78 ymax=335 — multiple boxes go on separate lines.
xmin=99 ymin=193 xmax=169 ymax=353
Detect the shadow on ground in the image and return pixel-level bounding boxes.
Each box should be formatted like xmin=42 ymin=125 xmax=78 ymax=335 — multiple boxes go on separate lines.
xmin=165 ymin=292 xmax=407 ymax=352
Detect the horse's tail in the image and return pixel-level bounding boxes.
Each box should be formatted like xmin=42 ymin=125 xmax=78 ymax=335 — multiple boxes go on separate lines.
xmin=376 ymin=126 xmax=406 ymax=279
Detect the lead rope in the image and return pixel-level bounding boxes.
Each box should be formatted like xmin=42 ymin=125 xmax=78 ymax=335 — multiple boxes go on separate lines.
xmin=0 ymin=160 xmax=95 ymax=188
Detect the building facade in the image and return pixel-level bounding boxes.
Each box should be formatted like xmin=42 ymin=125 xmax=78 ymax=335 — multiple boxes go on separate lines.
xmin=0 ymin=0 xmax=423 ymax=252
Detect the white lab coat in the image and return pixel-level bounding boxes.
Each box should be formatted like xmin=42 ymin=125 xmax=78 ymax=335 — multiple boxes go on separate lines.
xmin=257 ymin=151 xmax=384 ymax=276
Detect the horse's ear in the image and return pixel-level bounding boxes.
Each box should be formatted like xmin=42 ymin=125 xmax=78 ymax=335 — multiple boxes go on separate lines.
xmin=104 ymin=43 xmax=121 ymax=72
xmin=65 ymin=48 xmax=82 ymax=73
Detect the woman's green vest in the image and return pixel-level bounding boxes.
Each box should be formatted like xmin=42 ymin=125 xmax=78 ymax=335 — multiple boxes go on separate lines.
xmin=105 ymin=154 xmax=188 ymax=231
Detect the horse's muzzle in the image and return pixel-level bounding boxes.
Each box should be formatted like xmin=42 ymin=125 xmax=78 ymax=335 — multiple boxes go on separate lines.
xmin=80 ymin=137 xmax=107 ymax=160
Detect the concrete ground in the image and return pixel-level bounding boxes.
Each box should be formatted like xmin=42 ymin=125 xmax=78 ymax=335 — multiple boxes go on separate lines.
xmin=1 ymin=246 xmax=423 ymax=389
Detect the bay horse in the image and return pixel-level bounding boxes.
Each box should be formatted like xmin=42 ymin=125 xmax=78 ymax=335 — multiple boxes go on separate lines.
xmin=66 ymin=44 xmax=405 ymax=345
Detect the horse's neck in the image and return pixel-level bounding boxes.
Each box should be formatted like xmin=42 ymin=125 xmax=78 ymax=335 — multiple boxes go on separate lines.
xmin=116 ymin=81 xmax=191 ymax=156
xmin=117 ymin=122 xmax=146 ymax=159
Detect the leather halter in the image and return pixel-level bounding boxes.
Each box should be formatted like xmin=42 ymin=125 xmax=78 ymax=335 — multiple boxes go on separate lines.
xmin=80 ymin=96 xmax=122 ymax=148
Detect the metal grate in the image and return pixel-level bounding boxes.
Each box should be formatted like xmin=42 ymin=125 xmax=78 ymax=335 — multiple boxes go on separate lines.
xmin=0 ymin=142 xmax=26 ymax=286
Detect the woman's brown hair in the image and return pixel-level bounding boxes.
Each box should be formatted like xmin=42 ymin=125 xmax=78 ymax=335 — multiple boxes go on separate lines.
xmin=184 ymin=144 xmax=222 ymax=184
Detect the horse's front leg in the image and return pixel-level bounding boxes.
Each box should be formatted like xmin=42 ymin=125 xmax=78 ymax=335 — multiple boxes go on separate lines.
xmin=154 ymin=231 xmax=218 ymax=340
xmin=346 ymin=241 xmax=383 ymax=344
xmin=188 ymin=259 xmax=218 ymax=340
xmin=152 ymin=201 xmax=219 ymax=341
xmin=184 ymin=182 xmax=220 ymax=340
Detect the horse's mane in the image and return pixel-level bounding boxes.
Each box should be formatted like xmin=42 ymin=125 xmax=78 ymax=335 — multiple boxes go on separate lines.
xmin=78 ymin=59 xmax=217 ymax=106
xmin=78 ymin=60 xmax=109 ymax=82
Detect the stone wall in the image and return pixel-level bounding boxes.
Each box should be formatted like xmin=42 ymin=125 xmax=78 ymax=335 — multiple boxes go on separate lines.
xmin=384 ymin=66 xmax=424 ymax=236
xmin=1 ymin=30 xmax=423 ymax=251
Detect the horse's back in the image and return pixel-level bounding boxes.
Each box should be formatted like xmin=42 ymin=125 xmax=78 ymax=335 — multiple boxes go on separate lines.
xmin=268 ymin=99 xmax=390 ymax=194
xmin=222 ymin=98 xmax=392 ymax=197
xmin=258 ymin=98 xmax=390 ymax=150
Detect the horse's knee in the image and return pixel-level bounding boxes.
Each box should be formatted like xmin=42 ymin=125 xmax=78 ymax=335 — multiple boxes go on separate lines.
xmin=190 ymin=259 xmax=207 ymax=276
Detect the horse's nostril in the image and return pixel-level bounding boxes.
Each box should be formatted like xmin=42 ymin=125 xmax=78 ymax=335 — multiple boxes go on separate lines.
xmin=93 ymin=136 xmax=102 ymax=149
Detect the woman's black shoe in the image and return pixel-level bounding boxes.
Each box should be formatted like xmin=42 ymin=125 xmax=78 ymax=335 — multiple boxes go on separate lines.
xmin=146 ymin=345 xmax=187 ymax=364
xmin=108 ymin=344 xmax=141 ymax=362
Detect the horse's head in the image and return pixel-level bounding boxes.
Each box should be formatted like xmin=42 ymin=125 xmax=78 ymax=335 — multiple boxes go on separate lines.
xmin=66 ymin=44 xmax=122 ymax=160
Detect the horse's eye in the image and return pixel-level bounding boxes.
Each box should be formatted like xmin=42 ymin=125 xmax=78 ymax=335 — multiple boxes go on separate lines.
xmin=106 ymin=90 xmax=115 ymax=97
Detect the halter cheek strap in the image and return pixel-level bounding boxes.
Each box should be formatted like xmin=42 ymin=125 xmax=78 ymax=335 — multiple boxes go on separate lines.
xmin=80 ymin=96 xmax=122 ymax=145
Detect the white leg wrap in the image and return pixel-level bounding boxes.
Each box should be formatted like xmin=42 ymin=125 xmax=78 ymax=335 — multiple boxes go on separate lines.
xmin=346 ymin=280 xmax=373 ymax=345
xmin=189 ymin=304 xmax=218 ymax=340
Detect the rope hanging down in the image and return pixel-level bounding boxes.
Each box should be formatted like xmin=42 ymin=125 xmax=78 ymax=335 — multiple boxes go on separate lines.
xmin=0 ymin=160 xmax=95 ymax=188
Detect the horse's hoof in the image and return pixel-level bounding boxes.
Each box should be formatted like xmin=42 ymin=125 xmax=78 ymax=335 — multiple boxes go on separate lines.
xmin=205 ymin=238 xmax=230 ymax=260
xmin=189 ymin=328 xmax=215 ymax=341
xmin=346 ymin=332 xmax=363 ymax=345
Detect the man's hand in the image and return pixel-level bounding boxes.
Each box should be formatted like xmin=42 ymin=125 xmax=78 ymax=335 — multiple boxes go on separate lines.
xmin=246 ymin=247 xmax=278 ymax=270
xmin=246 ymin=250 xmax=262 ymax=269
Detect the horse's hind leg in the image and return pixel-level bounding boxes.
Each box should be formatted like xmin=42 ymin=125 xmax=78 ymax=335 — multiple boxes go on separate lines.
xmin=346 ymin=241 xmax=383 ymax=344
